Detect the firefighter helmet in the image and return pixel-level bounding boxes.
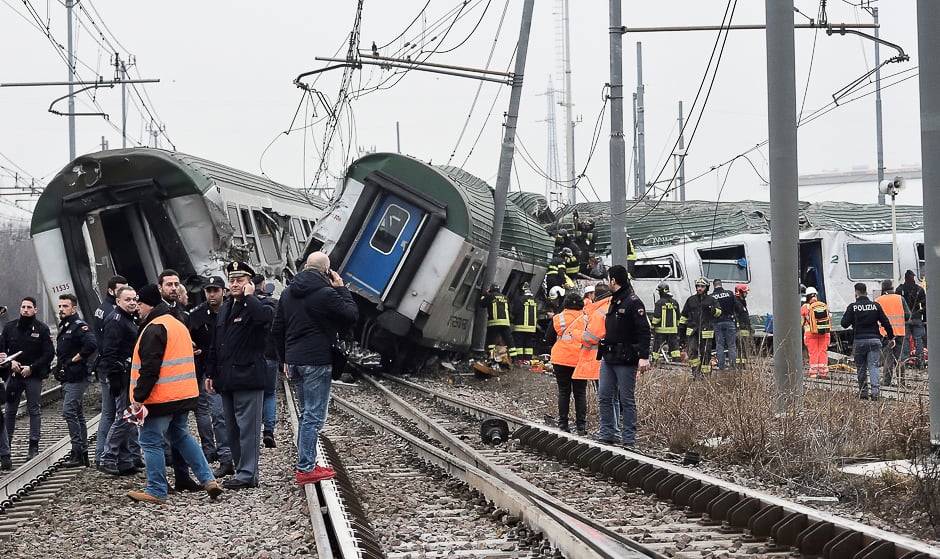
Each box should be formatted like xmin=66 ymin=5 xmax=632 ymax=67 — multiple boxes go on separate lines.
xmin=805 ymin=286 xmax=818 ymax=297
xmin=549 ymin=285 xmax=565 ymax=299
xmin=489 ymin=283 xmax=500 ymax=292
xmin=521 ymin=281 xmax=530 ymax=292
xmin=734 ymin=283 xmax=749 ymax=296
xmin=561 ymin=247 xmax=573 ymax=256
xmin=657 ymin=282 xmax=670 ymax=295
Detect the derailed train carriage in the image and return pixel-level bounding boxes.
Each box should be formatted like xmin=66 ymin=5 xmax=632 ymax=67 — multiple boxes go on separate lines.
xmin=551 ymin=199 xmax=928 ymax=331
xmin=30 ymin=148 xmax=326 ymax=315
xmin=303 ymin=152 xmax=553 ymax=371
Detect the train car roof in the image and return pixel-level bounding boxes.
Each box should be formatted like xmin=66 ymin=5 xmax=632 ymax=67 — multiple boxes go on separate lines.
xmin=31 ymin=148 xmax=326 ymax=236
xmin=345 ymin=153 xmax=554 ymax=264
xmin=553 ymin=199 xmax=926 ymax=254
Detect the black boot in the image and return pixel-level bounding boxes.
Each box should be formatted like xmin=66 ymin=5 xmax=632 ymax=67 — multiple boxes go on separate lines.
xmin=213 ymin=460 xmax=235 ymax=477
xmin=27 ymin=442 xmax=39 ymax=460
xmin=0 ymin=455 xmax=12 ymax=470
xmin=62 ymin=450 xmax=83 ymax=468
xmin=263 ymin=431 xmax=276 ymax=448
xmin=81 ymin=451 xmax=90 ymax=467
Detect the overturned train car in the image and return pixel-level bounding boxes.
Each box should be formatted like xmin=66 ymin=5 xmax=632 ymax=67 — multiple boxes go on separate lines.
xmin=305 ymin=152 xmax=553 ymax=370
xmin=31 ymin=148 xmax=326 ymax=315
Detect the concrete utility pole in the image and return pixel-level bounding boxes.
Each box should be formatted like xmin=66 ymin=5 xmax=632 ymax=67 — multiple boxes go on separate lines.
xmin=915 ymin=0 xmax=940 ymax=452
xmin=635 ymin=42 xmax=646 ymax=199
xmin=678 ymin=100 xmax=686 ymax=201
xmin=872 ymin=7 xmax=886 ymax=206
xmin=608 ymin=0 xmax=628 ymax=265
xmin=479 ymin=0 xmax=535 ymax=296
xmin=66 ymin=0 xmax=76 ymax=160
xmin=765 ymin=1 xmax=802 ymax=407
xmin=561 ymin=0 xmax=577 ymax=205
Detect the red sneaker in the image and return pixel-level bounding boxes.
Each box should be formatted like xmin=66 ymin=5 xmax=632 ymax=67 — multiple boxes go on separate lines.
xmin=296 ymin=466 xmax=336 ymax=485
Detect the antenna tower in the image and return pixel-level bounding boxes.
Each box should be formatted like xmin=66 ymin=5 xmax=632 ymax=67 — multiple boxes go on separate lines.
xmin=537 ymin=77 xmax=563 ymax=210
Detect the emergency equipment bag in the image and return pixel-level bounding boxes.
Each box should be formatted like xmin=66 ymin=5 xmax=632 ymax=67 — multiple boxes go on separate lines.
xmin=808 ymin=301 xmax=831 ymax=334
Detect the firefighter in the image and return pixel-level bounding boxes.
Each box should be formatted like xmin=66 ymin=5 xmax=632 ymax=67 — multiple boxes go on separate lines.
xmin=562 ymin=247 xmax=580 ymax=278
xmin=511 ymin=282 xmax=538 ymax=364
xmin=479 ymin=284 xmax=518 ymax=364
xmin=678 ymin=278 xmax=720 ymax=377
xmin=733 ymin=284 xmax=753 ymax=366
xmin=626 ymin=235 xmax=637 ymax=275
xmin=650 ymin=282 xmax=680 ymax=363
xmin=801 ymin=287 xmax=831 ymax=378
xmin=546 ymin=251 xmax=568 ymax=292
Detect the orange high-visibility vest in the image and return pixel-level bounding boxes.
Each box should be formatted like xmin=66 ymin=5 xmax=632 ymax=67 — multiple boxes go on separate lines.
xmin=573 ymin=298 xmax=610 ymax=380
xmin=876 ymin=293 xmax=906 ymax=337
xmin=550 ymin=309 xmax=585 ymax=367
xmin=130 ymin=314 xmax=198 ymax=405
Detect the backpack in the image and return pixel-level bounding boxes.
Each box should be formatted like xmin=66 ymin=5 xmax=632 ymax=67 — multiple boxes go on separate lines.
xmin=808 ymin=301 xmax=831 ymax=334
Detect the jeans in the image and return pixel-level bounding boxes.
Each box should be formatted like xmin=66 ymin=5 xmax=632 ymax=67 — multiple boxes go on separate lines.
xmin=882 ymin=335 xmax=905 ymax=385
xmin=905 ymin=321 xmax=926 ymax=367
xmin=854 ymin=338 xmax=882 ymax=397
xmin=62 ymin=379 xmax=89 ymax=452
xmin=5 ymin=375 xmax=42 ymax=444
xmin=196 ymin=375 xmax=231 ymax=462
xmin=100 ymin=391 xmax=138 ymax=468
xmin=95 ymin=378 xmax=116 ymax=464
xmin=263 ymin=359 xmax=278 ymax=434
xmin=713 ymin=321 xmax=737 ymax=370
xmin=597 ymin=358 xmax=638 ymax=444
xmin=552 ymin=364 xmax=586 ymax=430
xmin=138 ymin=412 xmax=215 ymax=499
xmin=291 ymin=364 xmax=332 ymax=473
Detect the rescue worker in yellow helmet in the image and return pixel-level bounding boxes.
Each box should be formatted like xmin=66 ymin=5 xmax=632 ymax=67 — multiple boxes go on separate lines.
xmin=511 ymin=282 xmax=538 ymax=364
xmin=479 ymin=284 xmax=518 ymax=363
xmin=733 ymin=284 xmax=753 ymax=366
xmin=678 ymin=278 xmax=720 ymax=377
xmin=650 ymin=282 xmax=681 ymax=363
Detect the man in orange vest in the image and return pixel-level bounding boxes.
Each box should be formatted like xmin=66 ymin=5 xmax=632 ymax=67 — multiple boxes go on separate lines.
xmin=127 ymin=284 xmax=222 ymax=504
xmin=876 ymin=279 xmax=910 ymax=386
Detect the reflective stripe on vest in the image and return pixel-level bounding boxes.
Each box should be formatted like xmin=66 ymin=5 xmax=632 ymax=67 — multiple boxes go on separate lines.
xmin=551 ymin=309 xmax=583 ymax=366
xmin=488 ymin=295 xmax=511 ymax=327
xmin=513 ymin=298 xmax=537 ymax=333
xmin=876 ymin=294 xmax=906 ymax=336
xmin=130 ymin=314 xmax=199 ymax=405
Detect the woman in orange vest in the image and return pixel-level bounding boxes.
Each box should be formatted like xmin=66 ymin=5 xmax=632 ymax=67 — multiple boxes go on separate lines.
xmin=545 ymin=293 xmax=586 ymax=435
xmin=801 ymin=287 xmax=831 ymax=378
xmin=127 ymin=284 xmax=222 ymax=504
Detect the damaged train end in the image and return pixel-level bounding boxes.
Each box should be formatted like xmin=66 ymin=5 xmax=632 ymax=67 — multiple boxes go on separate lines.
xmin=30 ymin=148 xmax=326 ymax=315
xmin=305 ymin=152 xmax=553 ymax=373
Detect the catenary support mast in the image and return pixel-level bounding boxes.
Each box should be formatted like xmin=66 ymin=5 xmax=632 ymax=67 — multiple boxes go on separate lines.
xmin=765 ymin=0 xmax=802 ymax=407
xmin=608 ymin=0 xmax=628 ymax=264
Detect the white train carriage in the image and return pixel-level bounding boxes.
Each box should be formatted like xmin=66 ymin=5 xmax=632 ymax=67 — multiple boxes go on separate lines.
xmin=31 ymin=148 xmax=326 ymax=314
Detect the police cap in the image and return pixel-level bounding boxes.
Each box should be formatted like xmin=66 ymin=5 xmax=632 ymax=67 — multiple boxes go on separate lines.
xmin=204 ymin=276 xmax=227 ymax=291
xmin=226 ymin=261 xmax=255 ymax=278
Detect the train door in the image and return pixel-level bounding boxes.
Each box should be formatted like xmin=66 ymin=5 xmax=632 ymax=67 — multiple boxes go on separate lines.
xmin=799 ymin=239 xmax=826 ymax=301
xmin=342 ymin=194 xmax=424 ymax=298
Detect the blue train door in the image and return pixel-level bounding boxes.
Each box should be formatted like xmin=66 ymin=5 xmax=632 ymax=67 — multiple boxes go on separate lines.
xmin=342 ymin=194 xmax=424 ymax=298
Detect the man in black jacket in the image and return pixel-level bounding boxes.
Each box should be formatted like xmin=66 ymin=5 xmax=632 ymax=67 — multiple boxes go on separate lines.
xmin=97 ymin=286 xmax=141 ymax=476
xmin=897 ymin=269 xmax=927 ymax=368
xmin=272 ymin=251 xmax=358 ymax=485
xmin=0 ymin=296 xmax=54 ymax=465
xmin=205 ymin=261 xmax=273 ymax=490
xmin=597 ymin=265 xmax=651 ymax=447
xmin=841 ymin=282 xmax=894 ymax=400
xmin=93 ymin=275 xmax=128 ymax=469
xmin=55 ymin=293 xmax=98 ymax=467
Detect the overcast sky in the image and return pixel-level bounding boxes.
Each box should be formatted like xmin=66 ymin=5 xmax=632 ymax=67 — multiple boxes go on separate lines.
xmin=0 ymin=1 xmax=925 ymax=217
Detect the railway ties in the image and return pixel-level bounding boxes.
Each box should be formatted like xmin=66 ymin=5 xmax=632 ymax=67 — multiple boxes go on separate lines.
xmin=321 ymin=373 xmax=940 ymax=559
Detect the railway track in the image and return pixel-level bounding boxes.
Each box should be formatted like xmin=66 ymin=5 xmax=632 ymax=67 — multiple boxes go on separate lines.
xmin=312 ymin=372 xmax=939 ymax=558
xmin=0 ymin=382 xmax=102 ymax=539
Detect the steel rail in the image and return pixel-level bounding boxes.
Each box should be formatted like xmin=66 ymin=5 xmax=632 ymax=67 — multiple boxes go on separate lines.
xmin=336 ymin=381 xmax=656 ymax=559
xmin=377 ymin=373 xmax=940 ymax=559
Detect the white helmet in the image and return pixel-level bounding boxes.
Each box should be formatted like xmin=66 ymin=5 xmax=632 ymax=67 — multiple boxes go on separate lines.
xmin=805 ymin=286 xmax=818 ymax=296
xmin=549 ymin=286 xmax=565 ymax=299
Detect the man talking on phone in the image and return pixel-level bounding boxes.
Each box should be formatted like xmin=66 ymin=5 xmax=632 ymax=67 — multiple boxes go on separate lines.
xmin=273 ymin=251 xmax=357 ymax=485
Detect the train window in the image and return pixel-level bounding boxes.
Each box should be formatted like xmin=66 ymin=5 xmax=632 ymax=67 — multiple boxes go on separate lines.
xmin=370 ymin=204 xmax=410 ymax=255
xmin=633 ymin=256 xmax=682 ymax=279
xmin=227 ymin=205 xmax=244 ymax=243
xmin=302 ymin=219 xmax=312 ymax=237
xmin=240 ymin=207 xmax=260 ymax=263
xmin=698 ymin=245 xmax=748 ymax=282
xmin=454 ymin=260 xmax=482 ymax=308
xmin=240 ymin=208 xmax=254 ymax=235
xmin=291 ymin=218 xmax=305 ymax=242
xmin=846 ymin=243 xmax=892 ymax=279
xmin=466 ymin=264 xmax=487 ymax=311
xmin=916 ymin=243 xmax=926 ymax=278
xmin=253 ymin=210 xmax=281 ymax=262
xmin=449 ymin=256 xmax=471 ymax=291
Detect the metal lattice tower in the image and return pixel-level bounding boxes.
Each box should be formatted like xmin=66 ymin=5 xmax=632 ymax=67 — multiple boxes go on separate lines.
xmin=537 ymin=77 xmax=563 ymax=210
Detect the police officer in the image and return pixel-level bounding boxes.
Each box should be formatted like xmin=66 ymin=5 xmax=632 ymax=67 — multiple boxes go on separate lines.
xmin=55 ymin=293 xmax=98 ymax=467
xmin=596 ymin=265 xmax=650 ymax=446
xmin=679 ymin=278 xmax=721 ymax=377
xmin=206 ymin=261 xmax=274 ymax=489
xmin=841 ymin=283 xmax=894 ymax=400
xmin=97 ymin=286 xmax=142 ymax=475
xmin=511 ymin=282 xmax=537 ymax=364
xmin=479 ymin=284 xmax=518 ymax=364
xmin=710 ymin=279 xmax=741 ymax=371
xmin=186 ymin=276 xmax=234 ymax=476
xmin=0 ymin=297 xmax=54 ymax=468
xmin=93 ymin=274 xmax=128 ymax=468
xmin=650 ymin=282 xmax=681 ymax=363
